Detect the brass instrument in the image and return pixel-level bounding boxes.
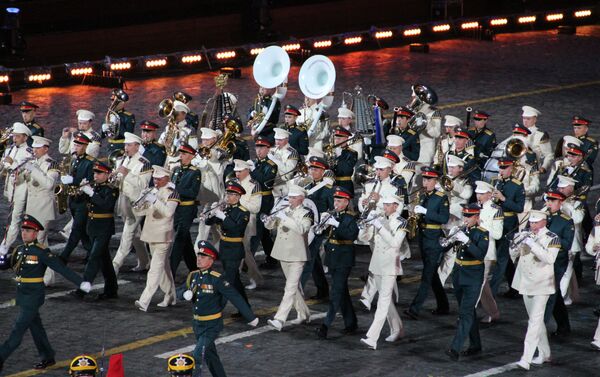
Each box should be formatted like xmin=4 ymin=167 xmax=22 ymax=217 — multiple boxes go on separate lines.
xmin=0 ymin=126 xmax=12 ymax=145
xmin=355 ymin=163 xmax=375 ymax=185
xmin=214 ymin=118 xmax=238 ymax=160
xmin=107 ymin=149 xmax=125 ymax=169
xmin=313 ymin=210 xmax=336 ymax=235
xmin=440 ymin=164 xmax=481 ymax=192
xmin=406 ymin=188 xmax=425 ymax=239
xmin=359 ymin=178 xmax=382 ymax=223
xmin=246 ymin=93 xmax=265 ymax=131
xmin=259 ymin=204 xmax=291 ymax=223
xmin=357 ymin=213 xmax=384 ymax=230
xmin=506 ymin=138 xmax=527 ymax=181
xmin=439 ymin=226 xmax=467 ymax=248
xmin=104 ymin=89 xmax=128 ymax=139
xmin=158 ymin=98 xmax=181 ymax=157
xmin=323 ymin=134 xmax=360 ymax=168
xmin=198 ymin=200 xmax=227 ymax=221
xmin=54 ymin=156 xmax=72 ymax=214
xmin=299 ymin=54 xmax=336 ymax=138
xmin=406 ymin=84 xmax=438 ymax=132
xmin=132 ymin=187 xmax=158 ymax=211
xmin=510 ymin=230 xmax=535 ymax=249
xmin=207 ymin=74 xmax=236 ymax=131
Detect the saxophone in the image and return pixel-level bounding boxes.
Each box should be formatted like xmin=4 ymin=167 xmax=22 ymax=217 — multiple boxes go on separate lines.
xmin=54 ymin=156 xmax=72 ymax=214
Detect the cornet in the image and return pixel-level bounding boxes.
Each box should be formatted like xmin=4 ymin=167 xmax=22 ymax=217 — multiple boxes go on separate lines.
xmin=259 ymin=204 xmax=290 ymax=223
xmin=198 ymin=200 xmax=227 ymax=221
xmin=357 ymin=213 xmax=384 ymax=230
xmin=132 ymin=187 xmax=158 ymax=211
xmin=439 ymin=226 xmax=467 ymax=248
xmin=510 ymin=231 xmax=535 ymax=249
xmin=313 ymin=210 xmax=336 ymax=235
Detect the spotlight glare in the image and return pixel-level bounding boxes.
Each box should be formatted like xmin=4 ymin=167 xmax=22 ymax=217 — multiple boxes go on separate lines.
xmin=403 ymin=28 xmax=421 ymax=37
xmin=70 ymin=67 xmax=93 ymax=76
xmin=344 ymin=36 xmax=362 ymax=45
xmin=282 ymin=43 xmax=301 ymax=52
xmin=145 ymin=58 xmax=167 ymax=68
xmin=181 ymin=54 xmax=202 ymax=64
xmin=110 ymin=62 xmax=132 ymax=71
xmin=574 ymin=10 xmax=592 ymax=18
xmin=0 ymin=75 xmax=9 ymax=83
xmin=313 ymin=40 xmax=332 ymax=48
xmin=432 ymin=24 xmax=451 ymax=32
xmin=490 ymin=18 xmax=508 ymax=26
xmin=27 ymin=73 xmax=51 ymax=83
xmin=250 ymin=48 xmax=264 ymax=55
xmin=216 ymin=50 xmax=236 ymax=60
xmin=461 ymin=21 xmax=479 ymax=30
xmin=546 ymin=13 xmax=564 ymax=22
xmin=375 ymin=30 xmax=393 ymax=39
xmin=518 ymin=16 xmax=537 ymax=24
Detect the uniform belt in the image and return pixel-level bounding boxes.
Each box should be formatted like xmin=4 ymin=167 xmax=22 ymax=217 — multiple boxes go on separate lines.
xmin=421 ymin=224 xmax=442 ymax=229
xmin=221 ymin=236 xmax=243 ymax=243
xmin=258 ymin=191 xmax=272 ymax=196
xmin=335 ymin=176 xmax=352 ymax=181
xmin=504 ymin=212 xmax=516 ymax=216
xmin=328 ymin=239 xmax=353 ymax=245
xmin=15 ymin=277 xmax=44 ymax=283
xmin=455 ymin=259 xmax=483 ymax=266
xmin=108 ymin=139 xmax=124 ymax=144
xmin=193 ymin=313 xmax=222 ymax=321
xmin=88 ymin=213 xmax=114 ymax=219
xmin=179 ymin=200 xmax=197 ymax=206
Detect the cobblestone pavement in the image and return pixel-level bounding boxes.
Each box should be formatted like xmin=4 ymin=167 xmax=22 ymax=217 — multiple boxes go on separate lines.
xmin=1 ymin=26 xmax=600 ymax=376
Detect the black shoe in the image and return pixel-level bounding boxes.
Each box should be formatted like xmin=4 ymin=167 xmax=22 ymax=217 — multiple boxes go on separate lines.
xmin=503 ymin=289 xmax=520 ymax=299
xmin=341 ymin=324 xmax=358 ymax=335
xmin=460 ymin=348 xmax=482 ymax=356
xmin=403 ymin=309 xmax=419 ymax=320
xmin=360 ymin=273 xmax=368 ymax=283
xmin=260 ymin=261 xmax=278 ymax=270
xmin=594 ymin=308 xmax=600 ymax=317
xmin=70 ymin=290 xmax=85 ymax=299
xmin=310 ymin=292 xmax=329 ymax=300
xmin=431 ymin=308 xmax=450 ymax=316
xmin=33 ymin=359 xmax=56 ymax=369
xmin=445 ymin=349 xmax=459 ymax=361
xmin=230 ymin=312 xmax=243 ymax=319
xmin=551 ymin=329 xmax=571 ymax=338
xmin=96 ymin=293 xmax=119 ymax=301
xmin=316 ymin=324 xmax=328 ymax=339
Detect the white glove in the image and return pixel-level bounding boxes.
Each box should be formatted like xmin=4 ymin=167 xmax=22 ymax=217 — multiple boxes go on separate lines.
xmin=524 ymin=237 xmax=536 ymax=248
xmin=246 ymin=160 xmax=256 ymax=172
xmin=0 ymin=244 xmax=8 ymax=256
xmin=102 ymin=123 xmax=110 ymax=133
xmin=267 ymin=152 xmax=280 ymax=163
xmin=144 ymin=193 xmax=157 ymax=205
xmin=81 ymin=185 xmax=94 ymax=197
xmin=326 ymin=217 xmax=340 ymax=228
xmin=414 ymin=205 xmax=427 ymax=215
xmin=213 ymin=209 xmax=226 ymax=220
xmin=183 ymin=290 xmax=194 ymax=301
xmin=415 ymin=117 xmax=426 ymax=127
xmin=371 ymin=218 xmax=383 ymax=229
xmin=455 ymin=231 xmax=469 ymax=244
xmin=248 ymin=317 xmax=259 ymax=327
xmin=23 ymin=161 xmax=35 ymax=172
xmin=80 ymin=281 xmax=91 ymax=293
xmin=250 ymin=110 xmax=257 ymax=118
xmin=366 ymin=211 xmax=378 ymax=221
xmin=566 ymin=166 xmax=574 ymax=174
xmin=363 ymin=137 xmax=372 ymax=146
xmin=61 ymin=175 xmax=74 ymax=185
xmin=275 ymin=210 xmax=287 ymax=220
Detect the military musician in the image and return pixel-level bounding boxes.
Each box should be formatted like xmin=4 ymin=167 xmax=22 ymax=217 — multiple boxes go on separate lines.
xmin=519 ymin=106 xmax=553 ymax=174
xmin=332 ymin=126 xmax=358 ymax=197
xmin=18 ymin=101 xmax=44 ymax=143
xmin=571 ymin=116 xmax=598 ymax=169
xmin=268 ymin=128 xmax=299 ymax=197
xmin=391 ymin=106 xmax=420 ymax=162
xmin=102 ymin=89 xmax=135 ymax=151
xmin=385 ymin=137 xmax=417 ymax=189
xmin=174 ymin=91 xmax=200 ymax=130
xmin=337 ymin=105 xmax=363 ymax=160
xmin=467 ymin=110 xmax=496 ymax=168
xmin=140 ymin=120 xmax=167 ymax=168
xmin=59 ymin=109 xmax=101 ymax=159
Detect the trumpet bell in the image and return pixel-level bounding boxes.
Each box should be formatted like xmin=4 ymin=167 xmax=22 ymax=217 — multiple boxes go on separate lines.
xmin=410 ymin=84 xmax=438 ymax=106
xmin=298 ymin=55 xmax=336 ymax=99
xmin=158 ymin=98 xmax=174 ymax=118
xmin=506 ymin=138 xmax=527 ymax=159
xmin=253 ymin=46 xmax=290 ymax=89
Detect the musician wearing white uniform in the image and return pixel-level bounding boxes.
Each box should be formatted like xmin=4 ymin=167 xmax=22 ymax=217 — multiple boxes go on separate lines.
xmin=520 ymin=105 xmax=553 ymax=173
xmin=358 ymin=195 xmax=408 ymax=350
xmin=159 ymin=100 xmax=198 ymax=167
xmin=337 ymin=106 xmax=363 ymax=160
xmin=134 ymin=165 xmax=180 ymax=312
xmin=298 ymin=97 xmax=328 ymax=151
xmin=269 ymin=128 xmax=299 ymax=197
xmin=112 ymin=132 xmax=153 ymax=274
xmin=265 ymin=185 xmax=313 ymax=330
xmin=358 ymin=156 xmax=404 ymax=215
xmin=511 ymin=210 xmax=560 ymax=370
xmin=58 ymin=109 xmax=101 ymax=159
xmin=232 ymin=159 xmax=263 ymax=290
xmin=23 ymin=136 xmax=59 ymax=247
xmin=433 ymin=115 xmax=471 ymax=167
xmin=586 ymin=215 xmax=600 ymax=350
xmin=386 ymin=135 xmax=417 ymax=190
xmin=410 ymin=86 xmax=442 ymax=165
xmin=0 ymin=123 xmax=33 ymax=255
xmin=474 ymin=181 xmax=503 ymax=324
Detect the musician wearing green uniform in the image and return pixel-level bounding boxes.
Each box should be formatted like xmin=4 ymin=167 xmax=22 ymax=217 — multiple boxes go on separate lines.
xmin=182 ymin=240 xmax=258 ymax=377
xmin=332 ymin=126 xmax=358 ymax=196
xmin=0 ymin=215 xmax=91 ymax=372
xmin=392 ymin=106 xmax=420 ymax=162
xmin=205 ymin=182 xmax=251 ymax=308
xmin=316 ymin=186 xmax=359 ymax=339
xmin=468 ymin=110 xmax=496 ymax=169
xmin=171 ymin=144 xmax=202 ymax=279
xmin=19 ymin=101 xmax=44 ymax=145
xmin=490 ymin=158 xmax=525 ymax=297
xmin=282 ymin=105 xmax=309 ymax=156
xmin=102 ymin=89 xmax=135 ymax=151
xmin=572 ymin=116 xmax=598 ymax=169
xmin=405 ymin=167 xmax=450 ymax=320
xmin=445 ymin=204 xmax=489 ymax=361
xmin=140 ymin=120 xmax=167 ymax=168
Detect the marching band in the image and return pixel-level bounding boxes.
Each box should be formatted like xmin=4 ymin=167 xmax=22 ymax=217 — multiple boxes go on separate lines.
xmin=0 ymin=45 xmax=600 ymax=375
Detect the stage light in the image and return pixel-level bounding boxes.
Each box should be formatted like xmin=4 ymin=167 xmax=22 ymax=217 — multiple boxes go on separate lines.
xmin=344 ymin=36 xmax=362 ymax=45
xmin=546 ymin=13 xmax=564 ymax=22
xmin=432 ymin=24 xmax=451 ymax=32
xmin=216 ymin=50 xmax=236 ymax=60
xmin=0 ymin=75 xmax=8 ymax=83
xmin=145 ymin=58 xmax=167 ymax=68
xmin=110 ymin=62 xmax=132 ymax=71
xmin=518 ymin=16 xmax=536 ymax=24
xmin=250 ymin=48 xmax=264 ymax=56
xmin=403 ymin=28 xmax=421 ymax=37
xmin=490 ymin=18 xmax=508 ymax=26
xmin=282 ymin=43 xmax=301 ymax=52
xmin=70 ymin=67 xmax=93 ymax=76
xmin=313 ymin=40 xmax=332 ymax=48
xmin=27 ymin=73 xmax=51 ymax=83
xmin=461 ymin=21 xmax=479 ymax=30
xmin=181 ymin=54 xmax=202 ymax=64
xmin=574 ymin=10 xmax=592 ymax=18
xmin=375 ymin=30 xmax=393 ymax=39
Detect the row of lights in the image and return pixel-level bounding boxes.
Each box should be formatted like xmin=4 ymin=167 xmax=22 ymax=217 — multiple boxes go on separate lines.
xmin=0 ymin=8 xmax=594 ymax=85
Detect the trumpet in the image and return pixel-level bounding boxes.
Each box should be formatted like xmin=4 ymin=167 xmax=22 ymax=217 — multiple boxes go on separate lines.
xmin=198 ymin=200 xmax=227 ymax=221
xmin=131 ymin=187 xmax=158 ymax=211
xmin=7 ymin=157 xmax=34 ymax=175
xmin=259 ymin=204 xmax=291 ymax=223
xmin=439 ymin=226 xmax=467 ymax=248
xmin=357 ymin=213 xmax=384 ymax=230
xmin=313 ymin=210 xmax=336 ymax=235
xmin=510 ymin=231 xmax=535 ymax=249
xmin=359 ymin=178 xmax=381 ymax=223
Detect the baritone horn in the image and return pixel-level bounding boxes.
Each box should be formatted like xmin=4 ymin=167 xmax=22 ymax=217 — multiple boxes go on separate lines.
xmin=251 ymin=46 xmax=290 ymax=136
xmin=298 ymin=54 xmax=336 ymax=137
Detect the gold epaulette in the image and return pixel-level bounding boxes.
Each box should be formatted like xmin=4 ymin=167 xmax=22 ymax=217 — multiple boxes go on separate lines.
xmin=484 ymin=129 xmax=494 ymax=136
xmin=434 ymin=190 xmax=445 ymax=197
xmin=346 ymin=210 xmax=357 ymax=216
xmin=238 ymin=205 xmax=249 ymax=212
xmin=186 ymin=270 xmax=199 ymax=287
xmin=123 ymin=111 xmax=132 ymax=116
xmin=540 ymin=132 xmax=550 ymax=143
xmin=511 ymin=178 xmax=522 ymax=185
xmin=267 ymin=160 xmax=276 ymax=166
xmin=560 ymin=213 xmax=572 ymax=221
xmin=407 ymin=129 xmax=416 ymax=135
xmin=210 ymin=270 xmax=221 ymax=277
xmin=32 ymin=123 xmax=41 ymax=129
xmin=86 ymin=155 xmax=95 ymax=161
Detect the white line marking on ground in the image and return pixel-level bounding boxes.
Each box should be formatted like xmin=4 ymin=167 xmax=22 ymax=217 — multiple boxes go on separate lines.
xmin=463 ymin=362 xmax=519 ymax=377
xmin=155 ymin=312 xmax=327 ymax=359
xmin=0 ymin=279 xmax=131 ymax=309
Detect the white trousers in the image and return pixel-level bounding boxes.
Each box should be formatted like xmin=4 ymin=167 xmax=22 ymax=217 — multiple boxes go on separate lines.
xmin=521 ymin=294 xmax=551 ymax=363
xmin=112 ymin=215 xmax=148 ymax=273
xmin=594 ymin=317 xmax=600 ymax=342
xmin=3 ymin=187 xmax=27 ymax=247
xmin=365 ymin=274 xmax=403 ymax=342
xmin=361 ymin=273 xmax=399 ymax=305
xmin=274 ymin=261 xmax=310 ymax=323
xmin=138 ymin=242 xmax=176 ymax=309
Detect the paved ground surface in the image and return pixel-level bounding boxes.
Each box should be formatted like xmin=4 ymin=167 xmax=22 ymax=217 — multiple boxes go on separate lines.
xmin=1 ymin=26 xmax=600 ymax=376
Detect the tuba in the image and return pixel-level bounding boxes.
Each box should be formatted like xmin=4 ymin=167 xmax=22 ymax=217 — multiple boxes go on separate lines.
xmin=158 ymin=98 xmax=181 ymax=157
xmin=54 ymin=155 xmax=72 ymax=214
xmin=406 ymin=84 xmax=438 ymax=132
xmin=298 ymin=54 xmax=336 ymax=138
xmin=505 ymin=137 xmax=527 ymax=181
xmin=104 ymin=89 xmax=128 ymax=139
xmin=214 ymin=117 xmax=239 ymax=160
xmin=250 ymin=46 xmax=290 ymax=136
